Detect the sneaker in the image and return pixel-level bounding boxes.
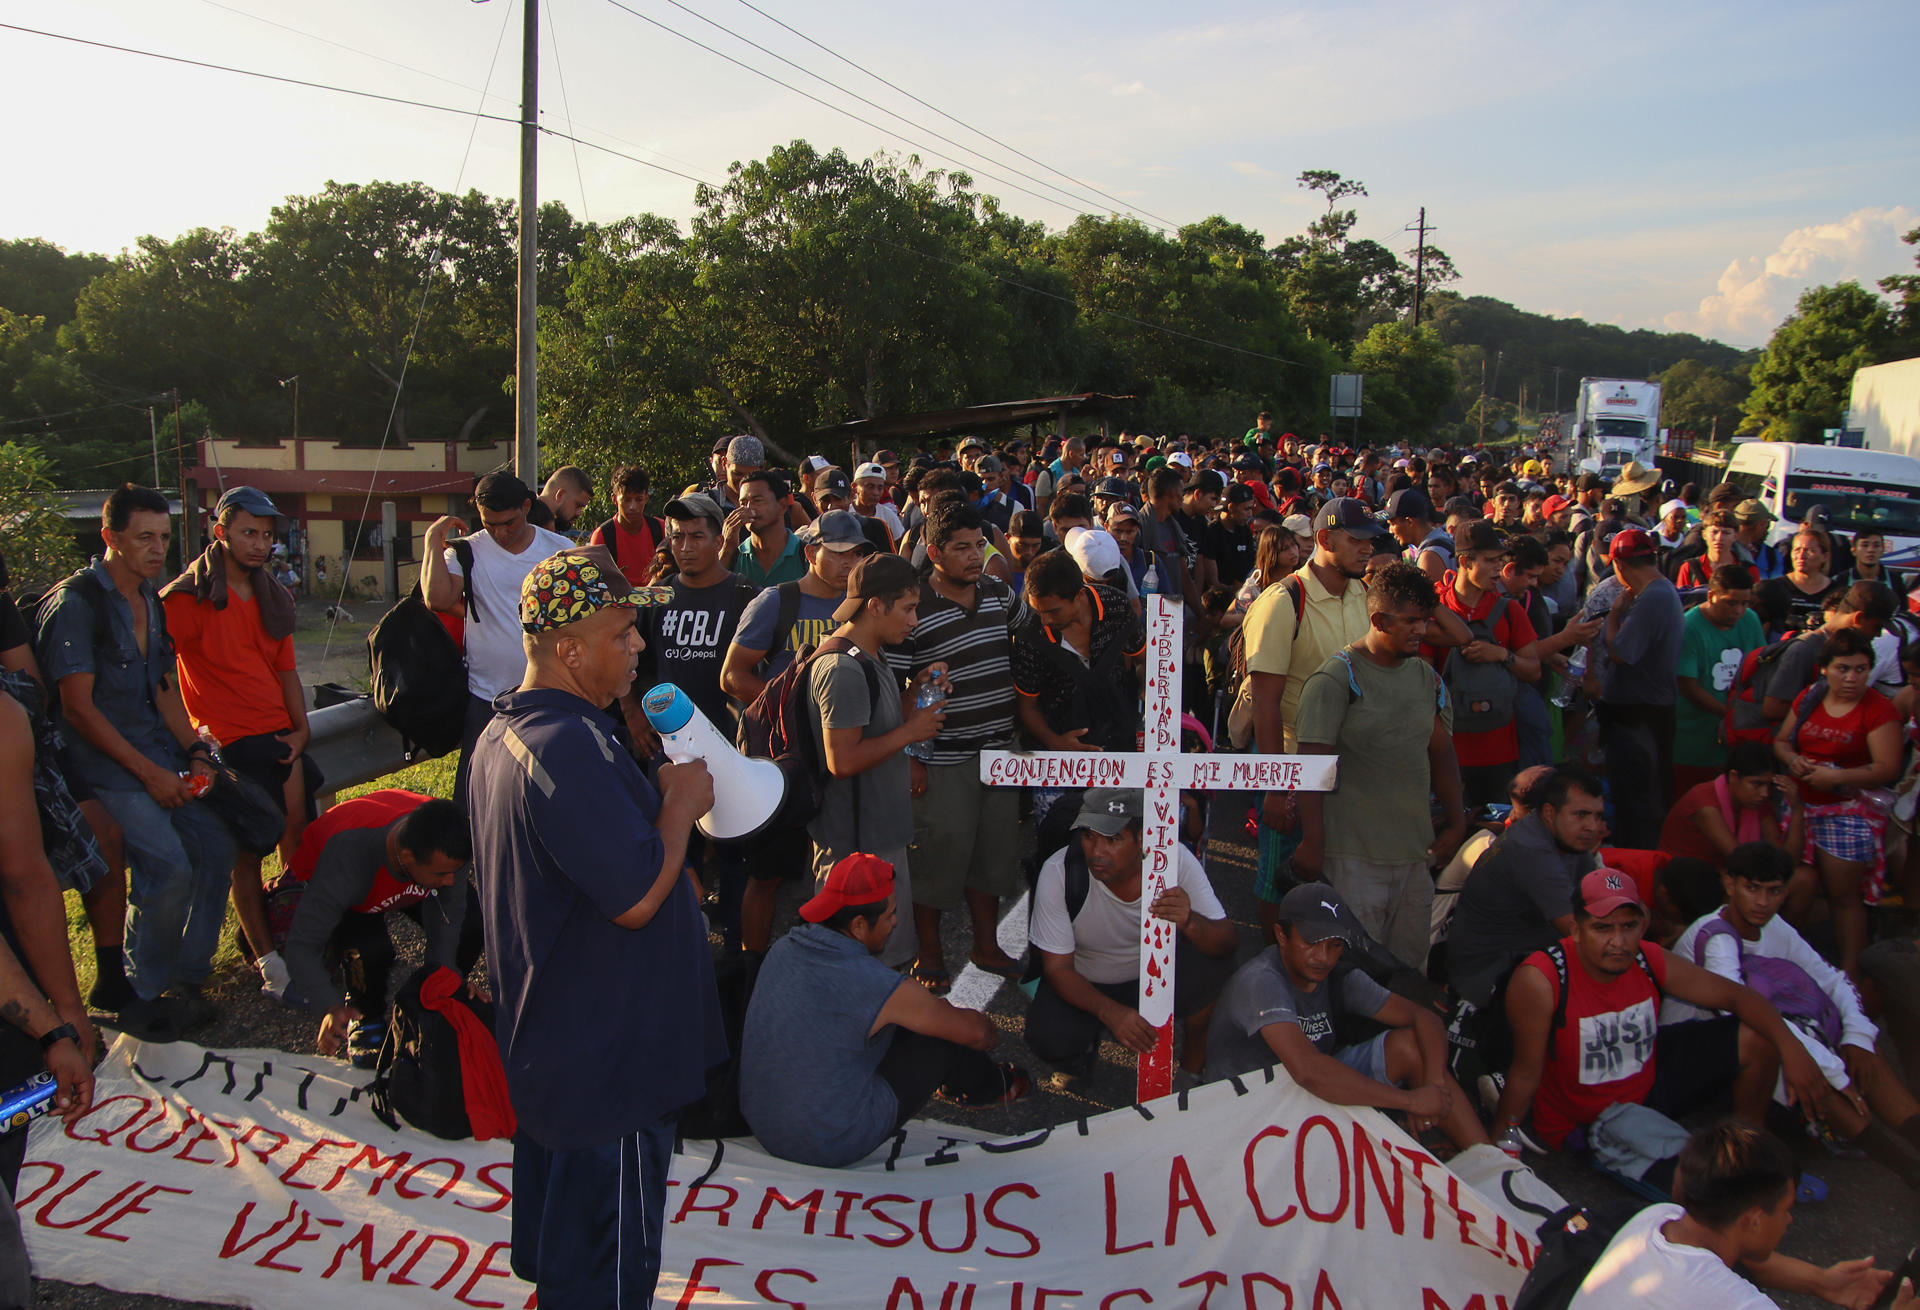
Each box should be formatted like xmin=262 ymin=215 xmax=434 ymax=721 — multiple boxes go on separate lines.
xmin=347 ymin=1019 xmax=387 ymax=1071
xmin=1477 ymin=1071 xmax=1505 ymax=1114
xmin=113 ymin=996 xmax=184 ymax=1044
xmin=936 ymin=1062 xmax=1032 ymax=1108
xmin=86 ymin=970 xmax=136 ymax=1014
xmin=1495 ymin=1122 xmax=1547 ymax=1157
xmin=168 ymin=988 xmax=218 ymax=1033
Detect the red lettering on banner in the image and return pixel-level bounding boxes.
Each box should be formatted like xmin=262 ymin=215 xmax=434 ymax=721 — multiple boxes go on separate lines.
xmin=753 ymin=1186 xmax=825 ymax=1233
xmin=321 ymin=1223 xmax=416 ymax=1280
xmin=1101 ymin=1293 xmax=1154 ymax=1308
xmin=1403 ymin=1148 xmax=1442 ymax=1240
xmin=919 ymin=1195 xmax=976 ymax=1253
xmin=123 ymin=1103 xmax=185 ymax=1154
xmin=1165 ymin=1154 xmax=1217 ymax=1244
xmin=84 ymin=1182 xmax=190 ymax=1243
xmin=457 ymin=1160 xmax=514 ymax=1214
xmin=1034 ymin=1290 xmax=1083 ymax=1309
xmin=35 ymin=1173 xmax=140 ymax=1231
xmin=329 ymin=1142 xmax=410 ymax=1196
xmin=454 ymin=1240 xmax=516 ymax=1308
xmin=1179 ymin=1271 xmax=1230 ymax=1310
xmin=173 ymin=1112 xmax=226 ymax=1166
xmin=675 ymin=1257 xmax=742 ymax=1307
xmin=1421 ymin=1293 xmax=1498 ymax=1310
xmin=391 ymin=1233 xmax=469 ymax=1289
xmin=1446 ymin=1175 xmax=1492 ymax=1255
xmin=219 ymin=1200 xmax=297 ymax=1258
xmin=237 ymin=1122 xmax=290 ymax=1167
xmin=829 ymin=1189 xmax=862 ymax=1239
xmin=1243 ymin=1125 xmax=1297 ymax=1226
xmin=1103 ymin=1171 xmax=1152 ymax=1254
xmin=280 ymin=1137 xmax=356 ymax=1190
xmin=938 ymin=1284 xmax=979 ymax=1310
xmin=1297 ymin=1116 xmax=1349 ymax=1224
xmin=982 ymin=1183 xmax=1040 ymax=1257
xmin=885 ymin=1277 xmax=927 ymax=1310
xmin=1242 ymin=1272 xmax=1293 ymax=1308
xmin=675 ymin=1181 xmax=741 ymax=1227
xmin=396 ymin=1156 xmax=466 ymax=1200
xmin=1311 ymin=1270 xmax=1344 ymax=1309
xmin=862 ymin=1194 xmax=916 ymax=1247
xmin=755 ymin=1267 xmax=817 ymax=1307
xmin=65 ymin=1093 xmax=150 ymax=1146
xmin=257 ymin=1207 xmax=342 ymax=1274
xmin=1351 ymin=1129 xmax=1404 ymax=1234
xmin=10 ymin=1161 xmax=61 ymax=1208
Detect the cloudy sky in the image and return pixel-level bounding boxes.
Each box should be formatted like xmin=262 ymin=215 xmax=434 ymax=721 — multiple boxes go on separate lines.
xmin=4 ymin=0 xmax=1915 ymax=348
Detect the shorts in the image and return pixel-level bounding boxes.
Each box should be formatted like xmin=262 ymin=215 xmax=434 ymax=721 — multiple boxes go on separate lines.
xmin=742 ymin=824 xmax=809 ymax=884
xmin=219 ymin=733 xmax=326 ymax=821
xmin=909 ymin=762 xmax=1021 ymax=911
xmin=1646 ymin=1017 xmax=1740 ymax=1121
xmin=1335 ymin=1032 xmax=1394 ymax=1083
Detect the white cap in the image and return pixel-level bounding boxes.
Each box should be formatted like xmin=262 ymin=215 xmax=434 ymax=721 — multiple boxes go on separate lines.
xmin=803 ymin=455 xmax=832 ymax=473
xmin=1065 ymin=526 xmax=1127 ymax=589
xmin=1167 ymin=451 xmax=1194 ymax=469
xmin=855 ymin=462 xmax=888 ymax=481
xmin=1282 ymin=513 xmax=1314 ymax=538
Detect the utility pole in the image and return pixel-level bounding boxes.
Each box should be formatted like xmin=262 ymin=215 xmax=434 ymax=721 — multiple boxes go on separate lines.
xmin=1478 ymin=356 xmax=1487 ymax=445
xmin=514 ymin=0 xmax=539 ymax=486
xmin=1551 ymin=365 xmax=1565 ymax=417
xmin=1404 ymin=207 xmax=1433 ymax=327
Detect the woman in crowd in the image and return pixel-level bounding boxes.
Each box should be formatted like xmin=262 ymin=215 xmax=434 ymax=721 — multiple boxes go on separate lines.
xmin=1658 ymin=741 xmax=1814 ymax=917
xmin=1225 ymin=524 xmax=1302 ymax=625
xmin=1755 ymin=525 xmax=1838 ymax=638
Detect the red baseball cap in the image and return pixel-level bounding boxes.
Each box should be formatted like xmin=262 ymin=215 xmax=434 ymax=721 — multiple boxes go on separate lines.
xmin=1607 ymin=528 xmax=1658 ymax=561
xmin=1579 ymin=868 xmax=1644 ymax=918
xmin=1542 ymin=494 xmax=1572 ymax=517
xmin=799 ymin=853 xmax=896 ymax=923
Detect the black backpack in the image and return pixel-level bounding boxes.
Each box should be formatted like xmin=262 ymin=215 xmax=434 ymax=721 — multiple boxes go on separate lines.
xmin=735 ymin=627 xmax=879 ymax=832
xmin=366 ymin=540 xmax=474 ymax=761
xmin=370 ymin=964 xmax=498 ymax=1141
xmin=1510 ymin=1201 xmax=1643 ymax=1310
xmin=679 ymin=950 xmax=760 ymax=1140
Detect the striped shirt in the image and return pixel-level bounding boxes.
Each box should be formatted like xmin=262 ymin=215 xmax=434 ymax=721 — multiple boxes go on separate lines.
xmin=886 ymin=574 xmax=1019 ymax=767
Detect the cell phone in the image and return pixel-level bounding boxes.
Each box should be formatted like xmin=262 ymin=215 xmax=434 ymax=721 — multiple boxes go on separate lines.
xmin=1873 ymin=1247 xmax=1918 ymax=1310
xmin=1479 ymin=802 xmax=1513 ymax=822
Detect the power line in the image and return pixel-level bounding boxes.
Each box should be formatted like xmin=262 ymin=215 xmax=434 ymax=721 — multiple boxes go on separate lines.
xmin=545 ymin=0 xmax=593 ymax=223
xmin=0 ymin=393 xmax=180 ymax=430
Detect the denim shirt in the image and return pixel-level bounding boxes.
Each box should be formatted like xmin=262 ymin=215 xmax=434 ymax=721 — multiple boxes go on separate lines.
xmin=38 ymin=558 xmax=183 ymax=790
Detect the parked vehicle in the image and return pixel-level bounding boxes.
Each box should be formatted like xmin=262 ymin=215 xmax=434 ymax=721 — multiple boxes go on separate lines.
xmin=1722 ymin=441 xmax=1920 ymax=566
xmin=1573 ymin=378 xmax=1662 ymax=480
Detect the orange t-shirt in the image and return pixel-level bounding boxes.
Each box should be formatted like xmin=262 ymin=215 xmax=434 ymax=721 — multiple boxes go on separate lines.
xmin=162 ymin=590 xmax=297 ymax=744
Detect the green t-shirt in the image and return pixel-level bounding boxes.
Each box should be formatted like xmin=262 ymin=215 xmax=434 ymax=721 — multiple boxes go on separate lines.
xmin=1673 ymin=604 xmax=1764 ymax=767
xmin=1295 ymin=646 xmax=1453 ymax=864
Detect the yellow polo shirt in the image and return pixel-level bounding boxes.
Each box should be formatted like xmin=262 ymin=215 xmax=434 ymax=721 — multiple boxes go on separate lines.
xmin=1243 ymin=563 xmax=1370 ymax=748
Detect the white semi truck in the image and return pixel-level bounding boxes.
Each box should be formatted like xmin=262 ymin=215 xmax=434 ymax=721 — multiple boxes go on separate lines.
xmin=1573 ymin=378 xmax=1663 ymax=479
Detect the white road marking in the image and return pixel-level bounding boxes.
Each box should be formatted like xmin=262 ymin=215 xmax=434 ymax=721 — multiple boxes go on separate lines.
xmin=945 ymin=892 xmax=1030 ymax=1012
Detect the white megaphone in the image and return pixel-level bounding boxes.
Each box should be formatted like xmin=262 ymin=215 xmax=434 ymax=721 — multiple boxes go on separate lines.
xmin=640 ymin=683 xmax=786 ymax=841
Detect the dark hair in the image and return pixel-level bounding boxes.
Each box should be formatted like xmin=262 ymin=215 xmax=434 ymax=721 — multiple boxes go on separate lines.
xmin=926 ymin=499 xmax=984 ymax=551
xmin=1508 ymin=535 xmax=1548 ymax=571
xmin=104 ymin=483 xmax=171 ymax=533
xmin=1725 ymin=740 xmax=1777 ymax=778
xmin=1049 ymin=492 xmax=1094 ymax=525
xmin=1025 ymin=548 xmax=1086 ymax=600
xmin=1701 ymin=509 xmax=1736 ymax=531
xmin=1707 ymin=481 xmax=1743 ymax=506
xmin=919 ymin=467 xmax=965 ymax=497
xmin=1659 ymin=857 xmax=1723 ymax=921
xmin=1543 ymin=529 xmax=1575 ymax=551
xmin=1541 ymin=767 xmax=1604 ymax=810
xmin=394 ymin=799 xmax=472 ymax=864
xmin=1855 ymin=527 xmax=1886 ymax=544
xmin=1442 ymin=495 xmax=1479 ymax=518
xmin=1367 ymin=561 xmax=1437 ymax=615
xmin=1676 ymin=1121 xmax=1799 ymax=1229
xmin=1201 ymin=585 xmax=1233 ymax=615
xmin=822 ymin=897 xmax=891 ymax=934
xmin=1834 ymin=580 xmax=1894 ymax=625
xmin=1821 ymin=626 xmax=1875 ymax=665
xmin=612 ymin=463 xmax=652 ymax=497
xmin=1513 ymin=765 xmax=1558 ymax=809
xmin=1725 ymin=841 xmax=1793 ymax=886
xmin=740 ymin=469 xmax=791 ymax=502
xmin=1147 ymin=467 xmax=1185 ymax=502
xmin=1710 ymin=563 xmax=1756 ymax=593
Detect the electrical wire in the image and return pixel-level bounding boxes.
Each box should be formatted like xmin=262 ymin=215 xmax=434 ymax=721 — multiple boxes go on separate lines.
xmin=0 ymin=393 xmax=180 ymax=430
xmin=545 ymin=0 xmax=594 ymax=223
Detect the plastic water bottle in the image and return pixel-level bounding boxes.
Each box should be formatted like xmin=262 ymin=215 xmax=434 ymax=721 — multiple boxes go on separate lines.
xmin=1142 ymin=558 xmax=1161 ymax=596
xmin=1551 ymin=647 xmax=1587 ymax=708
xmin=905 ymin=681 xmax=947 ymax=762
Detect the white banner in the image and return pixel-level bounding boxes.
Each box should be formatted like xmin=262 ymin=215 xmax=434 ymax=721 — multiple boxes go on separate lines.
xmin=22 ymin=1039 xmax=1554 ymax=1309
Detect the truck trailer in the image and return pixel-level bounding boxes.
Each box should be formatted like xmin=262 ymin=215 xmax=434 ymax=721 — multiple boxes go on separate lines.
xmin=1573 ymin=378 xmax=1662 ymax=480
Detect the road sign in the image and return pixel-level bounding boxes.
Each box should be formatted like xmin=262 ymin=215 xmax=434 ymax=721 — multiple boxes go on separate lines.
xmin=1330 ymin=373 xmax=1363 ymax=418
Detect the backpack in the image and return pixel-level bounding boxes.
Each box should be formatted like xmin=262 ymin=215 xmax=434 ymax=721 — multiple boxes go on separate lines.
xmin=1724 ymin=631 xmax=1808 ymax=746
xmin=370 ymin=964 xmax=504 ymax=1141
xmin=1441 ymin=597 xmax=1517 ymax=736
xmin=1544 ymin=941 xmax=1662 ymax=1053
xmin=595 ymin=514 xmax=666 ymax=583
xmin=735 ymin=632 xmax=880 ymax=832
xmin=1509 ymin=1201 xmax=1643 ymax=1310
xmin=1226 ymin=574 xmax=1306 ymax=749
xmin=680 ymin=951 xmax=762 ymax=1140
xmin=365 ymin=540 xmax=474 ymax=761
xmin=1691 ymin=917 xmax=1843 ymax=1049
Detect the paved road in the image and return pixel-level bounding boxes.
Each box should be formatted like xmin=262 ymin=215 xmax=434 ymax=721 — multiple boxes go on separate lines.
xmin=36 ymin=796 xmax=1918 ymax=1306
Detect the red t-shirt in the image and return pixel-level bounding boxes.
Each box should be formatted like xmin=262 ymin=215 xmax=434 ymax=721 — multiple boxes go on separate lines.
xmin=1521 ymin=940 xmax=1670 ymax=1149
xmin=162 ymin=590 xmax=297 ymax=744
xmin=1792 ymin=688 xmax=1896 ymax=805
xmin=589 ymin=518 xmax=657 ymax=584
xmin=287 ymin=788 xmax=433 ymax=916
xmin=1423 ymin=575 xmax=1538 ymax=768
xmin=1657 ymin=782 xmax=1727 ymax=865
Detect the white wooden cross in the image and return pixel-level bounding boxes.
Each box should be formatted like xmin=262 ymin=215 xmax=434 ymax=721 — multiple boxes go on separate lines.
xmin=979 ymin=594 xmax=1339 ymax=1102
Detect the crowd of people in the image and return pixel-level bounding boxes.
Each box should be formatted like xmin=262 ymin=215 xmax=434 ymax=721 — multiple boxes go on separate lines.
xmin=3 ymin=420 xmax=1920 ymax=1306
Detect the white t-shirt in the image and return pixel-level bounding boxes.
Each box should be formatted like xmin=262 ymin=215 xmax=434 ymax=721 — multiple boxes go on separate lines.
xmin=444 ymin=526 xmax=575 ymax=699
xmin=1569 ymin=1204 xmax=1773 ymax=1309
xmin=1029 ymin=842 xmax=1224 ymax=985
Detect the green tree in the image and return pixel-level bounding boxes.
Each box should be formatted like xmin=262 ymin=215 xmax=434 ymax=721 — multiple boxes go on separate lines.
xmin=0 ymin=238 xmax=111 ymax=327
xmin=1347 ymin=322 xmax=1454 ymax=437
xmin=1739 ymin=282 xmax=1895 ymax=441
xmin=1880 ymin=224 xmax=1920 ymax=354
xmin=1656 ymin=358 xmax=1747 ymax=443
xmin=0 ymin=442 xmax=83 ymax=592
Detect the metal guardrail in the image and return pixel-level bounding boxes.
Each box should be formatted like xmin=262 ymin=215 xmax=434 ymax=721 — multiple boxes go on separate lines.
xmin=304 ymin=697 xmax=412 ymax=798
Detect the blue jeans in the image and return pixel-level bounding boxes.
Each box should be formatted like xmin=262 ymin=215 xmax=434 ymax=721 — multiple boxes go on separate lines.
xmin=95 ymin=789 xmax=236 ymax=1001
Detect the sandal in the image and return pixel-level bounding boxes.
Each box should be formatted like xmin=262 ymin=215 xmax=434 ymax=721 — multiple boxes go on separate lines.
xmin=967 ymin=952 xmax=1024 ymax=979
xmin=906 ymin=963 xmax=952 ymax=996
xmin=938 ymin=1062 xmax=1033 ymax=1108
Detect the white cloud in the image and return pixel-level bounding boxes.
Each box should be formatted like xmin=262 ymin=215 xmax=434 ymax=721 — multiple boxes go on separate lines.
xmin=1228 ymin=161 xmax=1276 ymax=177
xmin=1664 ymin=206 xmax=1917 ymax=344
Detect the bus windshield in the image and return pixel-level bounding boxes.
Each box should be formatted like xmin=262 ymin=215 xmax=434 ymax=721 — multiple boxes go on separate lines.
xmin=1594 ymin=418 xmax=1648 ymax=439
xmin=1782 ymin=474 xmax=1920 ymax=536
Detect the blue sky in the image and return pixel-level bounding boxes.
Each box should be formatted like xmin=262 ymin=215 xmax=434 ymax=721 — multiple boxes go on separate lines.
xmin=4 ymin=0 xmax=1915 ymax=346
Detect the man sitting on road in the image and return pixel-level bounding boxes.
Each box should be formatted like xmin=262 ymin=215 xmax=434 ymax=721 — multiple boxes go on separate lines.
xmin=1026 ymin=789 xmax=1237 ymax=1089
xmin=1568 ymin=1120 xmax=1914 ymax=1309
xmin=739 ymin=854 xmax=1028 ymax=1168
xmin=272 ymin=789 xmax=480 ymax=1066
xmin=1206 ymin=884 xmax=1495 ymax=1152
xmin=1491 ymin=869 xmax=1826 ymax=1170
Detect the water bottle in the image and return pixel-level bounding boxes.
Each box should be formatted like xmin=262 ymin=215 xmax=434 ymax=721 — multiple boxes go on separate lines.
xmin=905 ymin=680 xmax=947 ymax=762
xmin=1551 ymin=647 xmax=1588 ymax=708
xmin=1141 ymin=557 xmax=1161 ymax=596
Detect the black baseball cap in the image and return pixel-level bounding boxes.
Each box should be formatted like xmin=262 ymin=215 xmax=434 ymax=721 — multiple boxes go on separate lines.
xmin=1193 ymin=469 xmax=1227 ymax=495
xmin=1383 ymin=488 xmax=1434 ymax=521
xmin=1455 ymin=519 xmax=1509 ymax=555
xmin=1277 ymin=884 xmax=1359 ymax=945
xmin=1224 ymin=482 xmax=1255 ymax=505
xmin=473 ymin=470 xmax=534 ymax=511
xmin=1312 ymin=497 xmax=1387 ymax=538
